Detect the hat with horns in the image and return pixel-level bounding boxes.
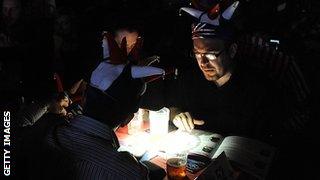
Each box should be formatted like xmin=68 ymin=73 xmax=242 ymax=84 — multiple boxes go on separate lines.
xmin=94 ymin=31 xmax=164 ymax=93
xmin=180 ymin=0 xmax=240 ymax=40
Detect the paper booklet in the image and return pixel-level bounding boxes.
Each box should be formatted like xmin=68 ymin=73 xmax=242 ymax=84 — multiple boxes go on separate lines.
xmin=186 ymin=130 xmax=276 ymax=180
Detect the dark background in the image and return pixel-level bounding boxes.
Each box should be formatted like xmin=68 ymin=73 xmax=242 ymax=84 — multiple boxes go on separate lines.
xmin=1 ymin=0 xmax=319 ymax=111
xmin=1 ymin=0 xmax=319 ymax=179
xmin=0 ymin=0 xmax=320 ymax=107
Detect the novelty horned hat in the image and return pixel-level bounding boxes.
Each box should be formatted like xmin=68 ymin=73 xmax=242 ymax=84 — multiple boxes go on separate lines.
xmin=180 ymin=0 xmax=240 ymax=40
xmin=95 ymin=31 xmax=164 ymax=93
xmin=102 ymin=31 xmax=143 ymax=64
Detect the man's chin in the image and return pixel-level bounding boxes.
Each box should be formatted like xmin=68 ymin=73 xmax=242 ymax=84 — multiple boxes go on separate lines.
xmin=204 ymin=74 xmax=219 ymax=81
xmin=201 ymin=71 xmax=216 ymax=80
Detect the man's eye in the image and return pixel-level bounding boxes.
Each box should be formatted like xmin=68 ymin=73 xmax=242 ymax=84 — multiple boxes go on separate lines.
xmin=205 ymin=54 xmax=216 ymax=60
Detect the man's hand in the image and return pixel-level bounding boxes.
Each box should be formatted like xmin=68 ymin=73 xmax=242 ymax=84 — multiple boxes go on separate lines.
xmin=172 ymin=112 xmax=205 ymax=132
xmin=48 ymin=95 xmax=70 ymax=116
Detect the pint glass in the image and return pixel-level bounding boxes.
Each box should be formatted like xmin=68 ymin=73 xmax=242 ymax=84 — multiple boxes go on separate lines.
xmin=166 ymin=151 xmax=188 ymax=180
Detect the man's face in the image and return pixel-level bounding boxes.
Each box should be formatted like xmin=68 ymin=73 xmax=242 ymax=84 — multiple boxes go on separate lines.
xmin=193 ymin=38 xmax=232 ymax=81
xmin=2 ymin=0 xmax=21 ymax=26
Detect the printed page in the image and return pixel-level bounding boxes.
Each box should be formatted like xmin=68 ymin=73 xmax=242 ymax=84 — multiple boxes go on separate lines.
xmin=188 ymin=130 xmax=223 ymax=158
xmin=185 ymin=130 xmax=224 ymax=174
xmin=197 ymin=152 xmax=236 ymax=180
xmin=212 ymin=136 xmax=276 ymax=180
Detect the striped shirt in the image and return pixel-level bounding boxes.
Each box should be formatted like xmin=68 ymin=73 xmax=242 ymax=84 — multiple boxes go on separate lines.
xmin=37 ymin=115 xmax=148 ymax=180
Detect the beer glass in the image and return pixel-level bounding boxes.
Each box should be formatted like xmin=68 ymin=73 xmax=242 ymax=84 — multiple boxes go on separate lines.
xmin=166 ymin=150 xmax=188 ymax=180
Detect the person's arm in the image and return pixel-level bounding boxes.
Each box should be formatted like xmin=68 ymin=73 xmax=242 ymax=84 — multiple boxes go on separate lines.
xmin=73 ymin=155 xmax=149 ymax=180
xmin=141 ymin=66 xmax=205 ymax=131
xmin=17 ymin=100 xmax=51 ymax=127
xmin=166 ymin=69 xmax=205 ymax=131
xmin=119 ymin=151 xmax=150 ymax=179
xmin=17 ymin=93 xmax=70 ymax=127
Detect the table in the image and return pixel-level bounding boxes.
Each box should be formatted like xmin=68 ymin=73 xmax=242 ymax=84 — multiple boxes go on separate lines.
xmin=115 ymin=123 xmax=206 ymax=180
xmin=115 ymin=122 xmax=276 ymax=180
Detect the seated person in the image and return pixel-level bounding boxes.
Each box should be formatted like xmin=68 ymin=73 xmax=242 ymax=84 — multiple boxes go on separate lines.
xmin=142 ymin=2 xmax=284 ymax=142
xmin=18 ymin=31 xmax=164 ymax=180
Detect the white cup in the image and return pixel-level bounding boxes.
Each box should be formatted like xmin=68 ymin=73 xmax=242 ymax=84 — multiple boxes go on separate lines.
xmin=149 ymin=107 xmax=170 ymax=136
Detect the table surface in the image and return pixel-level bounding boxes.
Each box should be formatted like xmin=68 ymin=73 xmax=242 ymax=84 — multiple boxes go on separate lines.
xmin=116 ymin=121 xmax=276 ymax=180
xmin=115 ymin=122 xmax=204 ymax=180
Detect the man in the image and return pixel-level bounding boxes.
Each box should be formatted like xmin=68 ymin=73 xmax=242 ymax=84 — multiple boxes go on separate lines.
xmin=162 ymin=1 xmax=283 ymax=140
xmin=19 ymin=30 xmax=164 ymax=180
xmin=0 ymin=0 xmax=21 ymax=47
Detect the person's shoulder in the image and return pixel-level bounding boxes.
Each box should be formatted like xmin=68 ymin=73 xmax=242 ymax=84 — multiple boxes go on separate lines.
xmin=235 ymin=64 xmax=278 ymax=96
xmin=238 ymin=63 xmax=272 ymax=83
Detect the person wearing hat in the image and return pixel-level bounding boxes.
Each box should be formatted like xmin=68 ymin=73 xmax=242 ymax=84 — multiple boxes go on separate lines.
xmin=164 ymin=1 xmax=283 ymax=141
xmin=18 ymin=29 xmax=165 ymax=179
